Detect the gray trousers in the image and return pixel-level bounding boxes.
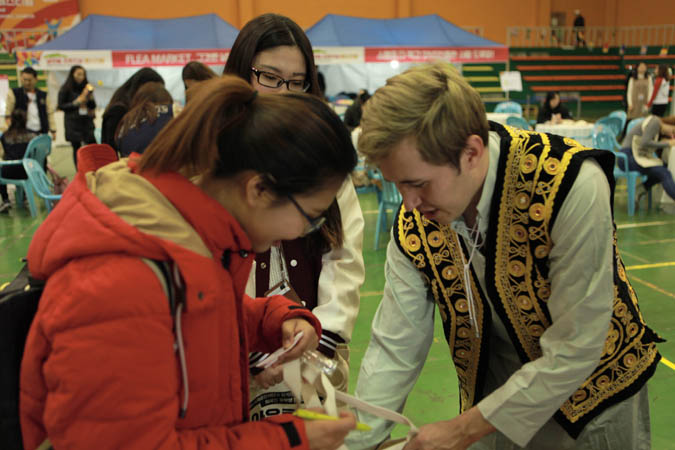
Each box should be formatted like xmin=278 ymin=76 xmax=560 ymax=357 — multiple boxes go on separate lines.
xmin=470 ymin=385 xmax=650 ymax=450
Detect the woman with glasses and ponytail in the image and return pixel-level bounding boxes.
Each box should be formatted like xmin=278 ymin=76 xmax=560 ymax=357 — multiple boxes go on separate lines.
xmin=224 ymin=13 xmax=365 ymax=422
xmin=20 ymin=75 xmax=357 ymax=450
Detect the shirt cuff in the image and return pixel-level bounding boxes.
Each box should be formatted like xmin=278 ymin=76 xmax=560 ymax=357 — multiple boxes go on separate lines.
xmin=317 ymin=329 xmax=345 ymax=359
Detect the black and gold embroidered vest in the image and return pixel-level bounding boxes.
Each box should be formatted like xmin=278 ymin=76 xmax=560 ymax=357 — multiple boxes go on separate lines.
xmin=393 ymin=122 xmax=662 ymax=438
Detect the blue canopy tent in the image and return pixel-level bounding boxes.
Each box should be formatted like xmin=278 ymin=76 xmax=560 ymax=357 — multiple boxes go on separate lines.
xmin=34 ymin=13 xmax=239 ymax=50
xmin=305 ymin=14 xmax=506 ymax=97
xmin=306 ymin=14 xmax=502 ymax=48
xmin=31 ymin=14 xmax=238 ymax=108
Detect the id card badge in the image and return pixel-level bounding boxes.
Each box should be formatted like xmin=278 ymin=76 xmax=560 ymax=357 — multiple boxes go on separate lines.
xmin=265 ymin=279 xmax=305 ymax=306
xmin=79 ymin=106 xmax=88 ymax=115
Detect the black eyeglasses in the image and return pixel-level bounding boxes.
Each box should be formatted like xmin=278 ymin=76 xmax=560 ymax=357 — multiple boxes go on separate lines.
xmin=287 ymin=194 xmax=326 ymax=235
xmin=251 ymin=67 xmax=310 ymax=92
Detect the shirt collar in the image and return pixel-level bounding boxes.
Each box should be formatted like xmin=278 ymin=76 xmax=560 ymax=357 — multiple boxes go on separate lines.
xmin=451 ymin=130 xmax=500 ymax=239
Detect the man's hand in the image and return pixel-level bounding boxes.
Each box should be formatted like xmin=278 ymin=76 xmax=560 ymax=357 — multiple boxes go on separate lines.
xmin=278 ymin=318 xmax=318 ymax=364
xmin=403 ymin=407 xmax=495 ymax=450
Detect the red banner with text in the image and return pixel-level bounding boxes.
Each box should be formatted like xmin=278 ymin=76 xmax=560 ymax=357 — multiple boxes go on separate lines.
xmin=112 ymin=49 xmax=230 ymax=67
xmin=364 ymin=46 xmax=508 ymax=63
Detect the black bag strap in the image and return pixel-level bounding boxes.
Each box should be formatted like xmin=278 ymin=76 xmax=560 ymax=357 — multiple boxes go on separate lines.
xmin=143 ymin=258 xmax=189 ymax=418
xmin=142 ymin=258 xmax=185 ymax=316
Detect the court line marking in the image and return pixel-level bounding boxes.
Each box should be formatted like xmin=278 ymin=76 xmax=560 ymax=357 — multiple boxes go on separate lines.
xmin=361 ymin=290 xmax=384 ymax=298
xmin=625 ymin=261 xmax=675 ymax=271
xmin=629 ymin=274 xmax=675 ymax=300
xmin=637 ymin=238 xmax=675 ymax=245
xmin=359 ymin=283 xmax=675 ymax=372
xmin=0 ymin=216 xmax=41 ymax=254
xmin=661 ymin=357 xmax=675 ymax=372
xmin=618 ymin=249 xmax=650 ymax=264
xmin=617 ymin=220 xmax=675 ymax=230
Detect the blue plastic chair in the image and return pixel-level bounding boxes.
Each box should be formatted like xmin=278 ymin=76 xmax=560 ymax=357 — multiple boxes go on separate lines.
xmin=354 ymin=164 xmax=381 ymax=200
xmin=374 ymin=179 xmax=402 ymax=250
xmin=626 ymin=118 xmax=645 ymax=134
xmin=596 ymin=116 xmax=623 ymax=138
xmin=608 ymin=110 xmax=627 ymax=131
xmin=506 ymin=115 xmax=531 ymax=130
xmin=0 ymin=134 xmax=52 ymax=217
xmin=494 ymin=101 xmax=523 ymax=115
xmin=592 ymin=128 xmax=647 ymax=216
xmin=22 ymin=158 xmax=61 ymax=213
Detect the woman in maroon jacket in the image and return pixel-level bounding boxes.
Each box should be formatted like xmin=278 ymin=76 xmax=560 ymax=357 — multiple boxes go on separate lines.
xmin=21 ymin=76 xmax=357 ymax=450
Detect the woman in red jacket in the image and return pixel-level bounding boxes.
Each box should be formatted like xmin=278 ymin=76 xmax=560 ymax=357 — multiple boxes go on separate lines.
xmin=20 ymin=76 xmax=357 ymax=450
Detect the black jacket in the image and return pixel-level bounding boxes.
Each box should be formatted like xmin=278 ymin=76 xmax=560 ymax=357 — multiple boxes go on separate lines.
xmin=57 ymin=85 xmax=96 ymax=143
xmin=101 ymin=104 xmax=127 ymax=151
xmin=12 ymin=88 xmax=49 ymax=133
xmin=537 ymin=103 xmax=572 ymax=124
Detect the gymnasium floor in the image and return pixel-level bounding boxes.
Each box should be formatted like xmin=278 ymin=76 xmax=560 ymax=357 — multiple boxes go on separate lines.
xmin=1 ymin=144 xmax=674 ymax=448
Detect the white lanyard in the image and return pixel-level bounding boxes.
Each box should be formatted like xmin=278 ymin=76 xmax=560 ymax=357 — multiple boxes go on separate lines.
xmin=458 ymin=218 xmax=483 ymax=338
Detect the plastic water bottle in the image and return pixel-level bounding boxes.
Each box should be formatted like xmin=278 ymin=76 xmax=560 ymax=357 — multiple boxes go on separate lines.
xmin=301 ymin=349 xmax=337 ymax=376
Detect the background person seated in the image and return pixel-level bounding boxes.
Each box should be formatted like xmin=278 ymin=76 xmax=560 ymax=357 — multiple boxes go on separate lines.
xmin=537 ymin=91 xmax=572 ymax=124
xmin=115 ymin=82 xmax=174 ymax=156
xmin=0 ymin=109 xmax=37 ymax=213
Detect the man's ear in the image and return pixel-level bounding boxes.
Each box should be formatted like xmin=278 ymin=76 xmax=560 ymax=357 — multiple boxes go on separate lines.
xmin=244 ymin=173 xmax=274 ymax=209
xmin=462 ymin=134 xmax=487 ymax=170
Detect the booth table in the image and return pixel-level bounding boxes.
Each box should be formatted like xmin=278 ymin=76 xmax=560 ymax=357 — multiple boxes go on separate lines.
xmin=535 ymin=122 xmax=595 ymax=147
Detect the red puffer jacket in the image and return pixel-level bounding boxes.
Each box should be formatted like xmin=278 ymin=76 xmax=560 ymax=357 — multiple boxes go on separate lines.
xmin=20 ymin=160 xmax=321 ymax=449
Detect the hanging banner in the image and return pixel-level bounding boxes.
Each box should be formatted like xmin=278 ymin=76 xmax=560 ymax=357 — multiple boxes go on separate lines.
xmin=17 ymin=46 xmax=507 ymax=70
xmin=0 ymin=0 xmax=80 ymax=52
xmin=16 ymin=50 xmax=112 ymax=69
xmin=313 ymin=47 xmax=365 ymax=65
xmin=364 ymin=46 xmax=508 ymax=63
xmin=112 ymin=49 xmax=230 ymax=67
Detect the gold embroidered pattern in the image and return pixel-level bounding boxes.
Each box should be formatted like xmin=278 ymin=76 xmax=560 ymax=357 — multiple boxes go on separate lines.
xmin=492 ymin=126 xmax=558 ymax=360
xmin=558 ymin=241 xmax=660 ymax=424
xmin=395 ymin=208 xmax=486 ymax=412
xmin=493 ymin=125 xmax=660 ymax=428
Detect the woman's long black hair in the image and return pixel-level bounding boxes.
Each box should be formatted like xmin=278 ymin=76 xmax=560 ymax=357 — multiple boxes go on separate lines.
xmin=61 ymin=65 xmax=88 ymax=93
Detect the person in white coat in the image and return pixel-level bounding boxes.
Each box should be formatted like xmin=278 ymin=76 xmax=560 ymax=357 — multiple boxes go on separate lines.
xmin=223 ymin=13 xmax=366 ymax=420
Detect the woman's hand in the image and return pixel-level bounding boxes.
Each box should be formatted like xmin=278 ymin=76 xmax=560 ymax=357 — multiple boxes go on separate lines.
xmin=304 ymin=411 xmax=356 ymax=450
xmin=277 ymin=318 xmax=318 ymax=364
xmin=76 ymin=91 xmax=88 ymax=105
xmin=253 ymin=365 xmax=284 ymax=389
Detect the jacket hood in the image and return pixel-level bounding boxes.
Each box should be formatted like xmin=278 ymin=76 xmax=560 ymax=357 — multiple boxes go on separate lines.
xmin=28 ymin=160 xmax=249 ymax=280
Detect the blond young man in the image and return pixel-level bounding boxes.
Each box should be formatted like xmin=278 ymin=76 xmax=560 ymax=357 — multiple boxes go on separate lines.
xmin=347 ymin=63 xmax=661 ymax=450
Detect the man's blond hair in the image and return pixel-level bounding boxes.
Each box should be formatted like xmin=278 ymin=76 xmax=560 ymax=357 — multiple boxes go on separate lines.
xmin=358 ymin=62 xmax=489 ymax=169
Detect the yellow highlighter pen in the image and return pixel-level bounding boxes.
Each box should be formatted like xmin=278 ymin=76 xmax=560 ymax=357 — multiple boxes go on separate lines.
xmin=293 ymin=408 xmax=372 ymax=432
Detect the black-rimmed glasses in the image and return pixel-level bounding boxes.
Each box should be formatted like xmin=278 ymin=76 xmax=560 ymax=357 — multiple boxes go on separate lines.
xmin=251 ymin=67 xmax=310 ymax=92
xmin=287 ymin=194 xmax=326 ymax=235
